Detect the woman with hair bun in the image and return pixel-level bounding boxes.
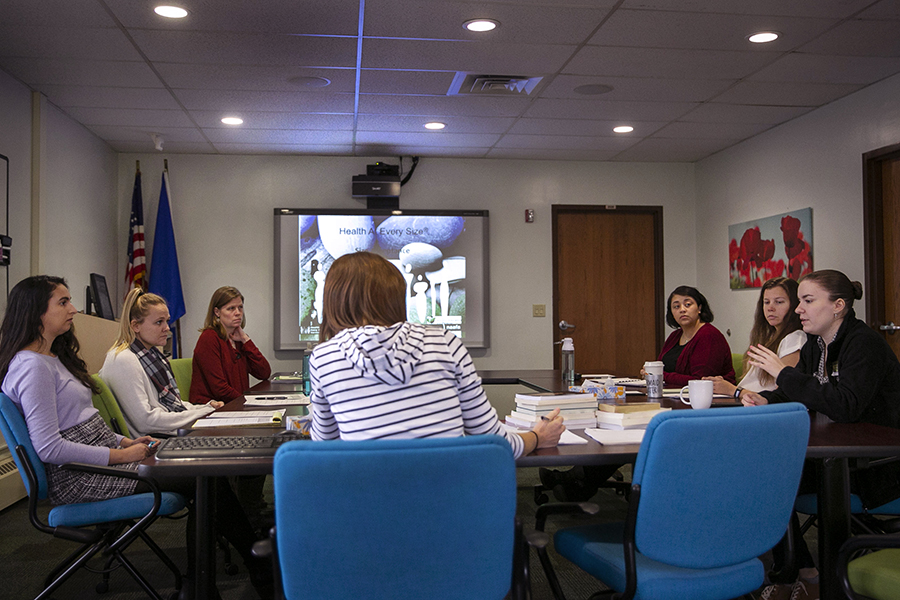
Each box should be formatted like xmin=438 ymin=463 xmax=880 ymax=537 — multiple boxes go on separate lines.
xmin=743 ymin=270 xmax=900 ymax=427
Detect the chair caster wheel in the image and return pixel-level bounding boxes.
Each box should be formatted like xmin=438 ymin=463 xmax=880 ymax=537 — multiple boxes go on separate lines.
xmin=167 ymin=592 xmax=179 ymax=600
xmin=96 ymin=581 xmax=109 ymax=594
xmin=224 ymin=563 xmax=239 ymax=576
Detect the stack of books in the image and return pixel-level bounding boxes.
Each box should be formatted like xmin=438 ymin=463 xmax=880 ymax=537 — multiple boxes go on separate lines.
xmin=506 ymin=392 xmax=598 ymax=430
xmin=595 ymin=403 xmax=670 ymax=430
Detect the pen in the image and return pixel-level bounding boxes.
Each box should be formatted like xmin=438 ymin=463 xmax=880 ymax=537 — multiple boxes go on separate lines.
xmin=541 ymin=416 xmax=550 ymax=422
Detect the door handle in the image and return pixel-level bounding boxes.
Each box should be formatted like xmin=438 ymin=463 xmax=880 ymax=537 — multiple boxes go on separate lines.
xmin=559 ymin=320 xmax=576 ymax=331
xmin=880 ymin=322 xmax=899 ymax=334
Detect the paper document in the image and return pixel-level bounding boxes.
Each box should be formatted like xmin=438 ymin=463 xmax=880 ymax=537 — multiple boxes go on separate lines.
xmin=244 ymin=394 xmax=309 ymax=406
xmin=558 ymin=429 xmax=589 ymax=445
xmin=193 ymin=409 xmax=286 ymax=428
xmin=584 ymin=428 xmax=645 ymax=445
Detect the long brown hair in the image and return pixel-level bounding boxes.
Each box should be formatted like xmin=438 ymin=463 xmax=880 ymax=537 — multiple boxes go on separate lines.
xmin=320 ymin=252 xmax=407 ymax=341
xmin=746 ymin=277 xmax=803 ymax=386
xmin=200 ymin=286 xmax=245 ymax=340
xmin=112 ymin=288 xmax=168 ymax=353
xmin=0 ymin=275 xmax=98 ymax=394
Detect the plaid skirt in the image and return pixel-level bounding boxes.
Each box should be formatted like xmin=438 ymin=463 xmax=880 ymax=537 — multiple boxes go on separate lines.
xmin=46 ymin=413 xmax=139 ymax=505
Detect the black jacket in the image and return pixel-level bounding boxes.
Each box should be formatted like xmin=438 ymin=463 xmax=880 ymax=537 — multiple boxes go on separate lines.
xmin=761 ymin=309 xmax=900 ymax=428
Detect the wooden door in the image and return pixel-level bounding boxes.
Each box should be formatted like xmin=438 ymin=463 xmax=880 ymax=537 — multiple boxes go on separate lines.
xmin=864 ymin=145 xmax=900 ymax=358
xmin=552 ymin=205 xmax=663 ymax=375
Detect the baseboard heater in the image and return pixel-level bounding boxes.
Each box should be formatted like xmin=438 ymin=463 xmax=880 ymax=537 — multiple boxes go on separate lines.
xmin=0 ymin=450 xmax=26 ymax=510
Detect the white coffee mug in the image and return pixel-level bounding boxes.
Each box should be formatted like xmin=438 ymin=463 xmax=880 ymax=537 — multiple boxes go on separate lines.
xmin=679 ymin=379 xmax=714 ymax=410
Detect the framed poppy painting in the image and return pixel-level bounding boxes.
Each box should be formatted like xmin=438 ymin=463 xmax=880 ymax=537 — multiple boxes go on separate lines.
xmin=729 ymin=208 xmax=813 ymax=289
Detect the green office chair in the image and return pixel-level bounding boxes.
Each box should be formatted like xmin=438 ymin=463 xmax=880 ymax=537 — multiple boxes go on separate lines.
xmin=169 ymin=358 xmax=192 ymax=400
xmin=91 ymin=374 xmax=132 ymax=437
xmin=839 ymin=532 xmax=900 ymax=599
xmin=732 ymin=353 xmax=744 ymax=381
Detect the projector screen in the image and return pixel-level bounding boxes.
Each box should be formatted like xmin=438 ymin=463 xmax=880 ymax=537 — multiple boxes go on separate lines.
xmin=274 ymin=209 xmax=489 ymax=351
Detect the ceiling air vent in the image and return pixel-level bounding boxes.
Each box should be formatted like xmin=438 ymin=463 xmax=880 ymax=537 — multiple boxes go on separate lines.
xmin=447 ymin=72 xmax=544 ymax=96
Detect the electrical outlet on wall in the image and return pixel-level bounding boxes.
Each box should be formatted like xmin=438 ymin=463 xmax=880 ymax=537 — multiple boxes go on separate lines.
xmin=533 ymin=304 xmax=546 ymax=317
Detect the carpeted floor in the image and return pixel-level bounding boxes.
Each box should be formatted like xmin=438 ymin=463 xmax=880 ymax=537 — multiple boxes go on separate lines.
xmin=0 ymin=467 xmax=815 ymax=600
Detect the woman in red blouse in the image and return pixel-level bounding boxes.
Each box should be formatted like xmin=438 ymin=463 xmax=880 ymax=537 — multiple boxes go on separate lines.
xmin=189 ymin=286 xmax=271 ymax=404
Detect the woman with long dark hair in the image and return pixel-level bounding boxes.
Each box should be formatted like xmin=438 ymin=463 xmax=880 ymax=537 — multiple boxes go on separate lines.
xmin=705 ymin=277 xmax=806 ymax=399
xmin=0 ymin=276 xmax=154 ymax=504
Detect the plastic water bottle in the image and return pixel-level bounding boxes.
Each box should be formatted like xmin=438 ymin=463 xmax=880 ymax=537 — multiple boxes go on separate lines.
xmin=560 ymin=337 xmax=575 ymax=385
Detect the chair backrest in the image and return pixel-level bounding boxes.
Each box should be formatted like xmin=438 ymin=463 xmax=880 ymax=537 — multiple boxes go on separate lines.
xmin=0 ymin=393 xmax=49 ymax=500
xmin=169 ymin=358 xmax=192 ymax=399
xmin=631 ymin=403 xmax=809 ymax=570
xmin=90 ymin=374 xmax=132 ymax=437
xmin=732 ymin=353 xmax=745 ymax=381
xmin=273 ymin=435 xmax=517 ymax=600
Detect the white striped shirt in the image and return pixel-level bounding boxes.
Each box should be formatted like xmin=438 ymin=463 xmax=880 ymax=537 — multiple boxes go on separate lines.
xmin=309 ymin=322 xmax=525 ymax=458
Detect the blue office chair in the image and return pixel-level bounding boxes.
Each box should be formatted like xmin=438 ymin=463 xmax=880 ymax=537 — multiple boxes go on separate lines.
xmin=538 ymin=403 xmax=810 ymax=600
xmin=260 ymin=435 xmax=526 ymax=600
xmin=0 ymin=393 xmax=186 ymax=600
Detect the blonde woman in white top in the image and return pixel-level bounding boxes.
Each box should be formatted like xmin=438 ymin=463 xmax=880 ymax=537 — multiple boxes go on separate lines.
xmin=706 ymin=277 xmax=806 ymax=399
xmin=100 ymin=289 xmax=222 ymax=437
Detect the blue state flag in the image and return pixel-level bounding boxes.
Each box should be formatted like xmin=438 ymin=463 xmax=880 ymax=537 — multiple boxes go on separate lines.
xmin=148 ymin=170 xmax=186 ymax=357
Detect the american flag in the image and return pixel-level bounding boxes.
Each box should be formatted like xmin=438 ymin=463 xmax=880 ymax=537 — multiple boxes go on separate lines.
xmin=125 ymin=168 xmax=147 ymax=294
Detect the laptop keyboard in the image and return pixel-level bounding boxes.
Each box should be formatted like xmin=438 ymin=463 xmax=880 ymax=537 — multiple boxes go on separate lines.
xmin=155 ymin=435 xmax=302 ymax=459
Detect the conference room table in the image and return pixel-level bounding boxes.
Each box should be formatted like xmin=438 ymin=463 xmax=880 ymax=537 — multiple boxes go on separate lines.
xmin=140 ymin=370 xmax=900 ymax=600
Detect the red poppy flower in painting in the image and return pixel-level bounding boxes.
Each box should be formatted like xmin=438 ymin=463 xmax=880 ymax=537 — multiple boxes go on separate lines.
xmin=782 ymin=215 xmax=813 ymax=279
xmin=730 ymin=210 xmax=813 ymax=289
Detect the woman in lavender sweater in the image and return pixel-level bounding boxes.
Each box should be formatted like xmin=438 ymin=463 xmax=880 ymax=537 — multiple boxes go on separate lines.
xmin=0 ymin=276 xmax=156 ymax=504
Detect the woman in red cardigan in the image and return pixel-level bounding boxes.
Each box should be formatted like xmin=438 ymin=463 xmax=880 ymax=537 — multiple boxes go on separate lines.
xmin=648 ymin=285 xmax=736 ymax=386
xmin=190 ymin=286 xmax=271 ymax=403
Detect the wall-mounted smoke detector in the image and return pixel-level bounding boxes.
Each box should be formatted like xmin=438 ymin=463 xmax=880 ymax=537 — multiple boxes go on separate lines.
xmin=447 ymin=72 xmax=544 ymax=96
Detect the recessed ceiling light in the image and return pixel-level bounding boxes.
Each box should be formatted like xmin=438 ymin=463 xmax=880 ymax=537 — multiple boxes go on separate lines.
xmin=574 ymin=84 xmax=614 ymax=96
xmin=288 ymin=76 xmax=331 ymax=88
xmin=154 ymin=5 xmax=188 ymax=18
xmin=463 ymin=19 xmax=499 ymax=32
xmin=748 ymin=31 xmax=779 ymax=43
xmin=613 ymin=126 xmax=634 ymax=134
xmin=424 ymin=122 xmax=446 ymax=130
xmin=221 ymin=117 xmax=243 ymax=125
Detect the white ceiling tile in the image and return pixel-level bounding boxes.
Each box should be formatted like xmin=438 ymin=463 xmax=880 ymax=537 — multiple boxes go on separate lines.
xmin=619 ymin=0 xmax=873 ymax=18
xmin=108 ymin=0 xmax=361 ymax=35
xmin=363 ymin=0 xmax=613 ymax=44
xmin=357 ymin=115 xmax=516 ymax=133
xmin=495 ymin=134 xmax=638 ymax=150
xmin=355 ymin=144 xmax=491 ymax=158
xmin=0 ymin=58 xmax=160 ymax=88
xmin=128 ymin=31 xmax=359 ymax=67
xmin=713 ymin=81 xmax=864 ymax=106
xmin=62 ymin=107 xmax=196 ymax=128
xmin=190 ymin=111 xmax=355 ymax=130
xmin=360 ymin=38 xmax=576 ymax=73
xmin=682 ymin=103 xmax=814 ymax=124
xmin=86 ymin=125 xmax=207 ymax=143
xmin=565 ymin=46 xmax=777 ymax=79
xmin=358 ymin=94 xmax=532 ymax=118
xmin=485 ymin=148 xmax=622 ymax=160
xmin=0 ymin=0 xmax=115 ymax=28
xmin=797 ymin=20 xmax=900 ymax=57
xmin=524 ymin=98 xmax=698 ymax=121
xmin=652 ymin=121 xmax=776 ymax=139
xmin=589 ymin=10 xmax=837 ymax=51
xmin=172 ymin=90 xmax=356 ymax=113
xmin=203 ymin=129 xmax=354 ymax=145
xmin=355 ymin=131 xmax=502 ymax=147
xmin=156 ymin=64 xmax=358 ymax=94
xmin=857 ymin=2 xmax=900 ymax=20
xmin=611 ymin=137 xmax=737 ymax=162
xmin=540 ymin=74 xmax=732 ymax=102
xmin=36 ymin=85 xmax=180 ymax=110
xmin=211 ymin=143 xmax=354 ymax=155
xmin=106 ymin=140 xmax=217 ymax=153
xmin=748 ymin=53 xmax=900 ymax=84
xmin=507 ymin=118 xmax=667 ymax=136
xmin=359 ymin=70 xmax=457 ymax=95
xmin=0 ymin=26 xmax=142 ymax=61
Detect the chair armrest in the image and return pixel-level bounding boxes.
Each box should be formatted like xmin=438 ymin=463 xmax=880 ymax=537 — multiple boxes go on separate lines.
xmin=535 ymin=501 xmax=600 ymax=531
xmin=838 ymin=533 xmax=900 ymax=600
xmin=62 ymin=462 xmax=147 ymax=480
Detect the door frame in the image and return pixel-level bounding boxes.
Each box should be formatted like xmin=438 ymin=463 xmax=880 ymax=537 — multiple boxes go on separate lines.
xmin=863 ymin=142 xmax=900 ymax=328
xmin=550 ymin=204 xmax=665 ymax=361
